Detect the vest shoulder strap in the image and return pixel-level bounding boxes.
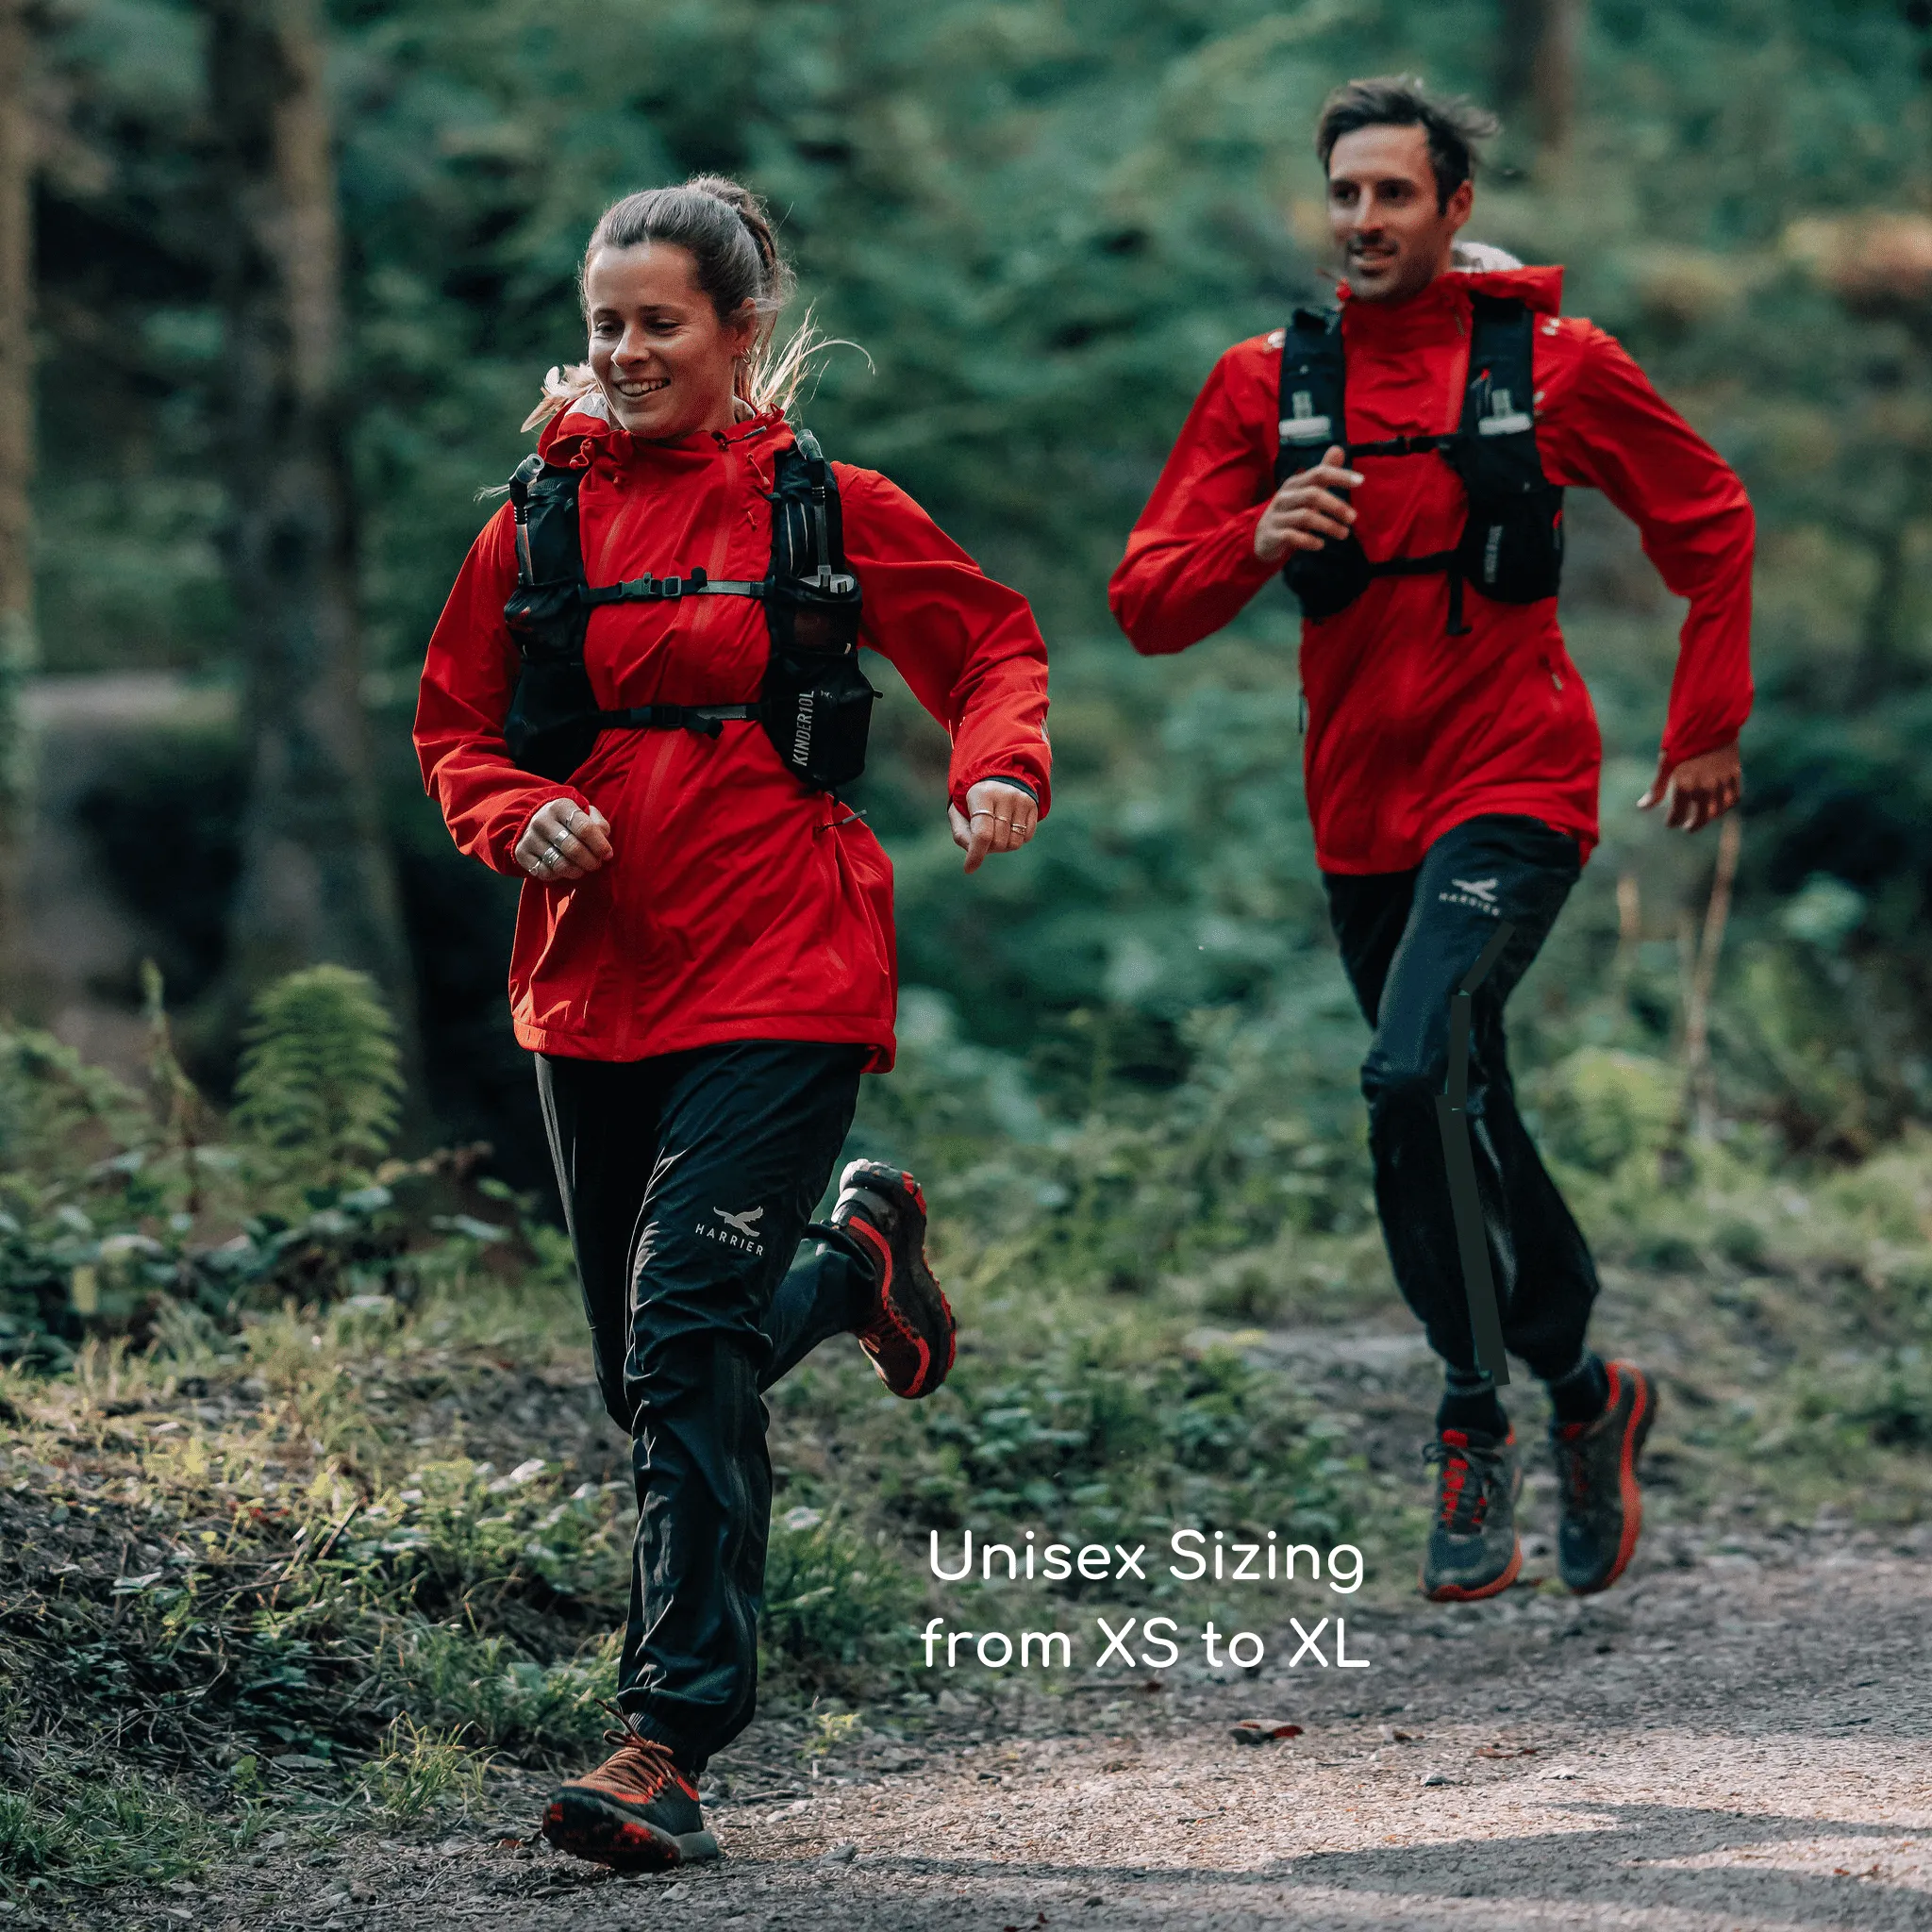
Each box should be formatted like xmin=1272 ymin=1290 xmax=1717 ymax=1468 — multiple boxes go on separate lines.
xmin=772 ymin=424 xmax=854 ymax=591
xmin=1275 ymin=307 xmax=1345 ymax=483
xmin=507 ymin=454 xmax=585 ymax=591
xmin=1459 ymin=295 xmax=1539 ymax=440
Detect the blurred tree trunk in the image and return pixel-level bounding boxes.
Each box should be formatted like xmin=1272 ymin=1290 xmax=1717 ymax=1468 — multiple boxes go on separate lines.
xmin=201 ymin=0 xmax=417 ymax=1045
xmin=1498 ymin=0 xmax=1582 ymax=166
xmin=0 ymin=1 xmax=38 ymax=1008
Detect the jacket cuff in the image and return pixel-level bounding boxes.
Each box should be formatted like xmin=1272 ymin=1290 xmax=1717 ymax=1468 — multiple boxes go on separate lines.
xmin=1658 ymin=723 xmax=1744 ymax=770
xmin=978 ymin=774 xmax=1038 ymax=803
xmin=951 ymin=761 xmax=1050 ymax=817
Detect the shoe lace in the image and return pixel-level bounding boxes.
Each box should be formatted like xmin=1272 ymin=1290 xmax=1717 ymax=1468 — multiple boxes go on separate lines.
xmin=592 ymin=1702 xmax=682 ymax=1799
xmin=1424 ymin=1435 xmax=1502 ymax=1536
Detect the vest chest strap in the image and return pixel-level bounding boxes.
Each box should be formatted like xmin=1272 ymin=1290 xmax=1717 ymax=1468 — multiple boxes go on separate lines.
xmin=591 ymin=703 xmax=759 ymax=739
xmin=581 ymin=570 xmax=768 ymax=606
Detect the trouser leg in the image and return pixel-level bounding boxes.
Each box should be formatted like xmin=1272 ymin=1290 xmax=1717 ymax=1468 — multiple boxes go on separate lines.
xmin=575 ymin=1041 xmax=864 ymax=1767
xmin=534 ymin=1042 xmax=868 ymax=1767
xmin=535 ymin=1052 xmax=665 ymax=1435
xmin=1324 ymin=815 xmax=1598 ymax=1383
xmin=758 ymin=1224 xmax=878 ymax=1392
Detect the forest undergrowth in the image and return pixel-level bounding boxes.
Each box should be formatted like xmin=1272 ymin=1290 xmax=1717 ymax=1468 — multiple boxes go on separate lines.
xmin=0 ymin=964 xmax=1929 ymax=1911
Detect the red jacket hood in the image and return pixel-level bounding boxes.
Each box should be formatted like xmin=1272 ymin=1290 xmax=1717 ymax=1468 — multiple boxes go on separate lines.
xmin=1338 ymin=261 xmax=1565 ymax=322
xmin=534 ymin=391 xmax=794 ymax=472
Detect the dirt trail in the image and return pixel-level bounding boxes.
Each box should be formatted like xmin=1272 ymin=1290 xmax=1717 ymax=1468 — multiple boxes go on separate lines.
xmin=138 ymin=1536 xmax=1931 ymax=1932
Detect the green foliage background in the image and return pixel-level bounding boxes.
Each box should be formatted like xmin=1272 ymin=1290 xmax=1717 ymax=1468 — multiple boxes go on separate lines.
xmin=27 ymin=0 xmax=1932 ymax=1174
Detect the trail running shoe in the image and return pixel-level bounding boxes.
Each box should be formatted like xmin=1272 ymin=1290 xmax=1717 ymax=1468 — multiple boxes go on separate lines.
xmin=1552 ymin=1359 xmax=1657 ymax=1595
xmin=830 ymin=1160 xmax=957 ymax=1399
xmin=1420 ymin=1426 xmax=1523 ymax=1602
xmin=541 ymin=1715 xmax=719 ymax=1872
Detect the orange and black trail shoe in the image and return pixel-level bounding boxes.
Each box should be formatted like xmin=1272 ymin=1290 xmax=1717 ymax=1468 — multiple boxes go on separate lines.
xmin=1420 ymin=1426 xmax=1523 ymax=1602
xmin=541 ymin=1715 xmax=719 ymax=1872
xmin=830 ymin=1159 xmax=957 ymax=1399
xmin=1552 ymin=1359 xmax=1657 ymax=1595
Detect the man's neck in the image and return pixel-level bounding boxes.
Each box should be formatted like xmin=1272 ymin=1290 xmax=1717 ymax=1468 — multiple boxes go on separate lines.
xmin=1348 ymin=253 xmax=1456 ymax=308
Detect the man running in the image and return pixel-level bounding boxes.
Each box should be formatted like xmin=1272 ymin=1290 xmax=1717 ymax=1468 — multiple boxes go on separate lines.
xmin=1109 ymin=76 xmax=1752 ymax=1601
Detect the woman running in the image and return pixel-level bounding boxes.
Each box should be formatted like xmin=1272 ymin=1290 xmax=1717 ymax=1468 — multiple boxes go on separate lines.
xmin=413 ymin=175 xmax=1051 ymax=1871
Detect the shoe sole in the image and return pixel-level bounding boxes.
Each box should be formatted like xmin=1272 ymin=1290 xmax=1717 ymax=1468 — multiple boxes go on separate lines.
xmin=1567 ymin=1364 xmax=1657 ymax=1597
xmin=541 ymin=1791 xmax=720 ymax=1872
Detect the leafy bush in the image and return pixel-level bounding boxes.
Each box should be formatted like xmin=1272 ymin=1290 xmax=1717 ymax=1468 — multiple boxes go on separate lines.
xmin=0 ymin=969 xmax=536 ymax=1365
xmin=373 ymin=1624 xmax=616 ymax=1761
xmin=234 ymin=966 xmax=404 ymax=1191
xmin=1532 ymin=1048 xmax=1684 ymax=1177
xmin=760 ymin=1507 xmax=922 ymax=1680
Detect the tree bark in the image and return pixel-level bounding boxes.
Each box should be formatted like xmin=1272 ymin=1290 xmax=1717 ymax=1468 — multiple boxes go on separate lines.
xmin=0 ymin=0 xmax=39 ymax=1008
xmin=1497 ymin=0 xmax=1583 ymax=165
xmin=202 ymin=0 xmax=416 ymax=1039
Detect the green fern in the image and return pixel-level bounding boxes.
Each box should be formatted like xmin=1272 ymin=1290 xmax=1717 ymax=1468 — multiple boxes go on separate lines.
xmin=233 ymin=967 xmax=403 ymax=1188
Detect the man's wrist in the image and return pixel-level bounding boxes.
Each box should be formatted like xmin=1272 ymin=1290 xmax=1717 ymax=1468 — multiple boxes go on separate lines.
xmin=1245 ymin=502 xmax=1286 ymax=575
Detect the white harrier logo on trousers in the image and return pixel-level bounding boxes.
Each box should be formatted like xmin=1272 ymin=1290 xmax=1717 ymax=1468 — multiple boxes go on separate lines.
xmin=701 ymin=1203 xmax=768 ymax=1256
xmin=1440 ymin=875 xmax=1503 ymax=918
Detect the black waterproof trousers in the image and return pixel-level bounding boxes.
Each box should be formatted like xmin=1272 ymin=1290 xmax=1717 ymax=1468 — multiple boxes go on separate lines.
xmin=1323 ymin=814 xmax=1599 ymax=1381
xmin=535 ymin=1041 xmax=879 ymax=1771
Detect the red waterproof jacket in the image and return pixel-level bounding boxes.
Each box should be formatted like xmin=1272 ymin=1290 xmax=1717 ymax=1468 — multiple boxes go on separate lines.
xmin=415 ymin=401 xmax=1052 ymax=1068
xmin=1109 ymin=265 xmax=1754 ymax=874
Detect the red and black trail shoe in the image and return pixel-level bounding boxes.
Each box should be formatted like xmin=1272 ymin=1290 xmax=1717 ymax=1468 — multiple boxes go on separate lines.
xmin=541 ymin=1714 xmax=718 ymax=1872
xmin=831 ymin=1159 xmax=957 ymax=1399
xmin=1552 ymin=1359 xmax=1657 ymax=1595
xmin=1420 ymin=1426 xmax=1523 ymax=1602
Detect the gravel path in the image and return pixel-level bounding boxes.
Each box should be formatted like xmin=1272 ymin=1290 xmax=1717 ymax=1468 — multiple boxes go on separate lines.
xmin=167 ymin=1538 xmax=1931 ymax=1932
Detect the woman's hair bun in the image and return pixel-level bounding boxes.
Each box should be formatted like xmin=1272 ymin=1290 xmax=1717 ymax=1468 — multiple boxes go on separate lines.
xmin=681 ymin=175 xmax=781 ymax=294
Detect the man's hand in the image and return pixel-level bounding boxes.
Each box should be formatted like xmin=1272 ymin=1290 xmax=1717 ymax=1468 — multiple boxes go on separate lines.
xmin=516 ymin=797 xmax=614 ymax=882
xmin=1638 ymin=741 xmax=1741 ymax=833
xmin=1253 ymin=444 xmax=1365 ymax=566
xmin=948 ymin=779 xmax=1039 ymax=874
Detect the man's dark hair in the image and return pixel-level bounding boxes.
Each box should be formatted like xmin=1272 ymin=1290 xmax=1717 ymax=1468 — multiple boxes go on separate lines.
xmin=1316 ymin=75 xmax=1500 ymax=212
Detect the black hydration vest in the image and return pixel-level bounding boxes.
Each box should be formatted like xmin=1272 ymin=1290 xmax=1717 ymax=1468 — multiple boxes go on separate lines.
xmin=1274 ymin=293 xmax=1564 ymax=634
xmin=501 ymin=425 xmax=875 ymax=791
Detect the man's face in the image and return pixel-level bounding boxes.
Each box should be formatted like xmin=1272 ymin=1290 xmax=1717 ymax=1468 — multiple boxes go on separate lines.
xmin=1325 ymin=123 xmax=1473 ymax=303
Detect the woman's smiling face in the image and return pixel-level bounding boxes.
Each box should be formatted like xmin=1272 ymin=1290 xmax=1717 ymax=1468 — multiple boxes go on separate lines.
xmin=584 ymin=242 xmax=758 ymax=441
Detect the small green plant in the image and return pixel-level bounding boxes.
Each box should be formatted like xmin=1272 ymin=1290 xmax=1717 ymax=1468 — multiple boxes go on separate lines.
xmin=355 ymin=1716 xmax=489 ymax=1822
xmin=802 ymin=1707 xmax=861 ymax=1766
xmin=233 ymin=966 xmax=404 ymax=1191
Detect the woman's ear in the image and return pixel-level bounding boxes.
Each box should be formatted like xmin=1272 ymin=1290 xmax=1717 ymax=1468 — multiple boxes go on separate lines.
xmin=726 ymin=298 xmax=761 ymax=356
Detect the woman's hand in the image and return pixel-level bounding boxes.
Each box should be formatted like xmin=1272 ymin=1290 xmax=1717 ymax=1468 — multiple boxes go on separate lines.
xmin=1638 ymin=741 xmax=1741 ymax=833
xmin=1253 ymin=444 xmax=1364 ymax=566
xmin=948 ymin=779 xmax=1039 ymax=874
xmin=516 ymin=797 xmax=614 ymax=882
